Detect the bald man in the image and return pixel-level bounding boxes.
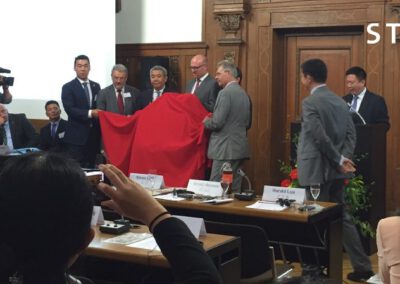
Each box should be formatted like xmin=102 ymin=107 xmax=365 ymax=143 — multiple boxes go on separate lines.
xmin=185 ymin=54 xmax=221 ymax=112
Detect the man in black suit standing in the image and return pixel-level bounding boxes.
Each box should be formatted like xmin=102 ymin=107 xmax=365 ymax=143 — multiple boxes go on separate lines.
xmin=0 ymin=104 xmax=38 ymax=150
xmin=61 ymin=55 xmax=101 ymax=168
xmin=343 ymin=66 xmax=390 ymax=129
xmin=185 ymin=54 xmax=221 ymax=112
xmin=137 ymin=65 xmax=174 ymax=109
xmin=39 ymin=100 xmax=67 ymax=152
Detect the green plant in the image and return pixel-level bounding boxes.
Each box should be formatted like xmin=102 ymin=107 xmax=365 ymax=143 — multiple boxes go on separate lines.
xmin=279 ymin=161 xmax=375 ymax=238
xmin=344 ymin=175 xmax=375 ymax=238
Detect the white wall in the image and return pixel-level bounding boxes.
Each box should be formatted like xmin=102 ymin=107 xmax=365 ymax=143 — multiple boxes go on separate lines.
xmin=116 ymin=0 xmax=202 ymax=44
xmin=1 ymin=0 xmax=202 ymax=119
xmin=1 ymin=0 xmax=115 ymax=119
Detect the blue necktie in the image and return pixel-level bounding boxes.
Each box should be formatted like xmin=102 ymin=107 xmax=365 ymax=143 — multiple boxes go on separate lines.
xmin=82 ymin=82 xmax=90 ymax=105
xmin=351 ymin=95 xmax=358 ymax=111
xmin=51 ymin=123 xmax=57 ymax=139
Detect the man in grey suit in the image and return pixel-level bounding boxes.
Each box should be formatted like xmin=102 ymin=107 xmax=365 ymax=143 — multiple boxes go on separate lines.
xmin=297 ymin=58 xmax=373 ymax=282
xmin=185 ymin=54 xmax=221 ymax=112
xmin=97 ymin=64 xmax=140 ymax=115
xmin=203 ymin=60 xmax=250 ymax=193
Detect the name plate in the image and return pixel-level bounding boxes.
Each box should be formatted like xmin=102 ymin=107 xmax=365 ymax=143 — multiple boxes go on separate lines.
xmin=91 ymin=206 xmax=105 ymax=226
xmin=187 ymin=179 xmax=222 ymax=197
xmin=262 ymin=185 xmax=305 ymax=204
xmin=129 ymin=173 xmax=164 ymax=190
xmin=174 ymin=215 xmax=206 ymax=238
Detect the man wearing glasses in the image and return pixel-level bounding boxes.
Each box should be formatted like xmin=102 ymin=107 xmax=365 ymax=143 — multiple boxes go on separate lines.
xmin=185 ymin=54 xmax=221 ymax=112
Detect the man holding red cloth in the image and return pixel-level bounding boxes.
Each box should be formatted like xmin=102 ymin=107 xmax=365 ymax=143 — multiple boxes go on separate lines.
xmin=203 ymin=60 xmax=251 ymax=193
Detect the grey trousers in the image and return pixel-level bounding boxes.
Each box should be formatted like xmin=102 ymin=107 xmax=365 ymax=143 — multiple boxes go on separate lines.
xmin=317 ymin=179 xmax=372 ymax=272
xmin=209 ymin=159 xmax=243 ymax=193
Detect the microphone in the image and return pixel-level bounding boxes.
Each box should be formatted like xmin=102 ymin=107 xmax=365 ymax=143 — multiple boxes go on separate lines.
xmin=237 ymin=168 xmax=252 ymax=191
xmin=0 ymin=67 xmax=11 ymax=74
xmin=347 ymin=102 xmax=366 ymax=125
xmin=234 ymin=168 xmax=255 ymax=201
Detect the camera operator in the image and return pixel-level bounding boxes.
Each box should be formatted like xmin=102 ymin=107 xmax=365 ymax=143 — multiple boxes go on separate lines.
xmin=0 ymin=75 xmax=12 ymax=104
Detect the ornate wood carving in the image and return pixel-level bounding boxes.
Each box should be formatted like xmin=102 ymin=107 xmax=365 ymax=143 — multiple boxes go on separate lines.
xmin=391 ymin=5 xmax=400 ymax=42
xmin=213 ymin=1 xmax=249 ymax=45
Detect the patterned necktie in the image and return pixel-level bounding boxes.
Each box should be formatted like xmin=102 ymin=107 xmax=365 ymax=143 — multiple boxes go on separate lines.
xmin=193 ymin=79 xmax=201 ymax=93
xmin=82 ymin=82 xmax=90 ymax=105
xmin=117 ymin=89 xmax=124 ymax=114
xmin=351 ymin=95 xmax=358 ymax=111
xmin=51 ymin=123 xmax=57 ymax=139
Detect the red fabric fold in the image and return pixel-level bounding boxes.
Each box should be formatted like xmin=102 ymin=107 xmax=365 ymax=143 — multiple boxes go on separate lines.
xmin=99 ymin=93 xmax=209 ymax=187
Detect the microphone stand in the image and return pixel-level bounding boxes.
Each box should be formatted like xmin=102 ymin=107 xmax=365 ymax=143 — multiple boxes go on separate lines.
xmin=347 ymin=102 xmax=366 ymax=125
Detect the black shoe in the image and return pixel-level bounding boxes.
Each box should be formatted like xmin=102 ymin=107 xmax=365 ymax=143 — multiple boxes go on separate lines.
xmin=347 ymin=270 xmax=374 ymax=282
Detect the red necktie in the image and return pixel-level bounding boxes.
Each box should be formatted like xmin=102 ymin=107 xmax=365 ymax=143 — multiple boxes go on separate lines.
xmin=117 ymin=89 xmax=124 ymax=114
xmin=193 ymin=79 xmax=201 ymax=94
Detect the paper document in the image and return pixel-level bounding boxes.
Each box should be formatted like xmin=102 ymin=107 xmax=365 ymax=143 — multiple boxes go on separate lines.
xmin=154 ymin=193 xmax=185 ymax=201
xmin=104 ymin=232 xmax=152 ymax=245
xmin=246 ymin=201 xmax=287 ymax=211
xmin=128 ymin=236 xmax=161 ymax=251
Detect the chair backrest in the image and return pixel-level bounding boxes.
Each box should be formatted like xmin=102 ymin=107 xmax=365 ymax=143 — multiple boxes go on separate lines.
xmin=205 ymin=220 xmax=272 ymax=279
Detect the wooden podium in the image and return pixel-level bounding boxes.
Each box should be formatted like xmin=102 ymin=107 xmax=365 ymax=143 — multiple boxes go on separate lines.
xmin=290 ymin=122 xmax=387 ymax=255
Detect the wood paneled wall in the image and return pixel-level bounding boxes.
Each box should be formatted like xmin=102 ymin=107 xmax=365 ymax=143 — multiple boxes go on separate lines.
xmin=117 ymin=0 xmax=400 ymax=213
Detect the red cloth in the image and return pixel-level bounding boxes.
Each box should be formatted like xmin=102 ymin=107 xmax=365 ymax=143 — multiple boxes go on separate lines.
xmin=99 ymin=93 xmax=210 ymax=187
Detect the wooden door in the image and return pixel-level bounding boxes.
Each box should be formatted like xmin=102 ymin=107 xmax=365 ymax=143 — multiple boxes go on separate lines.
xmin=282 ymin=33 xmax=363 ymax=161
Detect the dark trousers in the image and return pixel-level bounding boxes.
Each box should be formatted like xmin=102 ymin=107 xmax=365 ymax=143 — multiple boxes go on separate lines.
xmin=66 ymin=128 xmax=100 ymax=168
xmin=318 ymin=179 xmax=372 ymax=272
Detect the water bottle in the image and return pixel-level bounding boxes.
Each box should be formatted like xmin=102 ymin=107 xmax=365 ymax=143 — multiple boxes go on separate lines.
xmin=221 ymin=162 xmax=233 ymax=198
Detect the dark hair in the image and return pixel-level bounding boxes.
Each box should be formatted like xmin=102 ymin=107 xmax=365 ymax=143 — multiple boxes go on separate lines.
xmin=345 ymin=66 xmax=367 ymax=82
xmin=44 ymin=100 xmax=60 ymax=110
xmin=0 ymin=152 xmax=93 ymax=283
xmin=301 ymin=59 xmax=327 ymax=83
xmin=74 ymin=54 xmax=90 ymax=66
xmin=236 ymin=67 xmax=242 ymax=84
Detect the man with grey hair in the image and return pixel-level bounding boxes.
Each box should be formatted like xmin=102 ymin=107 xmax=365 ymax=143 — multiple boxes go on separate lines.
xmin=97 ymin=64 xmax=140 ymax=115
xmin=203 ymin=60 xmax=251 ymax=192
xmin=186 ymin=54 xmax=220 ymax=112
xmin=137 ymin=65 xmax=175 ymax=109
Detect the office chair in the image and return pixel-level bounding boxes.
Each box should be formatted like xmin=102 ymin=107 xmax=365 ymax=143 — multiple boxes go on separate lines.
xmin=205 ymin=220 xmax=276 ymax=284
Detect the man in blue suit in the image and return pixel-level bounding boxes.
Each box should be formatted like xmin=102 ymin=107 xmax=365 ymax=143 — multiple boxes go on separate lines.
xmin=61 ymin=55 xmax=101 ymax=168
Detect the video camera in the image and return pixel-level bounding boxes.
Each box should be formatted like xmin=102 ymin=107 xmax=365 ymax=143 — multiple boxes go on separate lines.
xmin=0 ymin=67 xmax=14 ymax=87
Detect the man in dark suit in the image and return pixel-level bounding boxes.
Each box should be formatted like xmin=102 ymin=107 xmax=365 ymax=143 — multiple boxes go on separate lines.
xmin=185 ymin=54 xmax=221 ymax=112
xmin=203 ymin=60 xmax=250 ymax=193
xmin=61 ymin=54 xmax=101 ymax=168
xmin=39 ymin=100 xmax=67 ymax=152
xmin=0 ymin=75 xmax=12 ymax=104
xmin=297 ymin=59 xmax=373 ymax=282
xmin=136 ymin=65 xmax=175 ymax=109
xmin=343 ymin=66 xmax=390 ymax=129
xmin=0 ymin=104 xmax=38 ymax=150
xmin=97 ymin=64 xmax=140 ymax=115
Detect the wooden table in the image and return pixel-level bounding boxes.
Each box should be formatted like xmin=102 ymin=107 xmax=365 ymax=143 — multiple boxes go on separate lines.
xmin=157 ymin=198 xmax=343 ymax=282
xmin=85 ymin=224 xmax=241 ymax=283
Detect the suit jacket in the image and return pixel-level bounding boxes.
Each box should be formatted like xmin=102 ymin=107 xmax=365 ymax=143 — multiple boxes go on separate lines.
xmin=39 ymin=119 xmax=67 ymax=151
xmin=8 ymin=113 xmax=39 ymax=149
xmin=136 ymin=87 xmax=175 ymax=110
xmin=185 ymin=75 xmax=221 ymax=112
xmin=343 ymin=89 xmax=390 ymax=129
xmin=297 ymin=85 xmax=356 ymax=186
xmin=61 ymin=78 xmax=101 ymax=146
xmin=204 ymin=81 xmax=250 ymax=160
xmin=97 ymin=84 xmax=140 ymax=115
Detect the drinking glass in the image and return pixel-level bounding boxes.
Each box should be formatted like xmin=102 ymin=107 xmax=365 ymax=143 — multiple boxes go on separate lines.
xmin=220 ymin=181 xmax=230 ymax=199
xmin=310 ymin=184 xmax=320 ymax=205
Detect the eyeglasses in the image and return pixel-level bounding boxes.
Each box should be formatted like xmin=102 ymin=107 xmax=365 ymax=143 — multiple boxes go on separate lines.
xmin=190 ymin=64 xmax=205 ymax=70
xmin=276 ymin=198 xmax=296 ymax=207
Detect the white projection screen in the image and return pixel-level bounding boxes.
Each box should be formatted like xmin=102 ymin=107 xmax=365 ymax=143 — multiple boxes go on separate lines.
xmin=0 ymin=0 xmax=115 ymax=119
